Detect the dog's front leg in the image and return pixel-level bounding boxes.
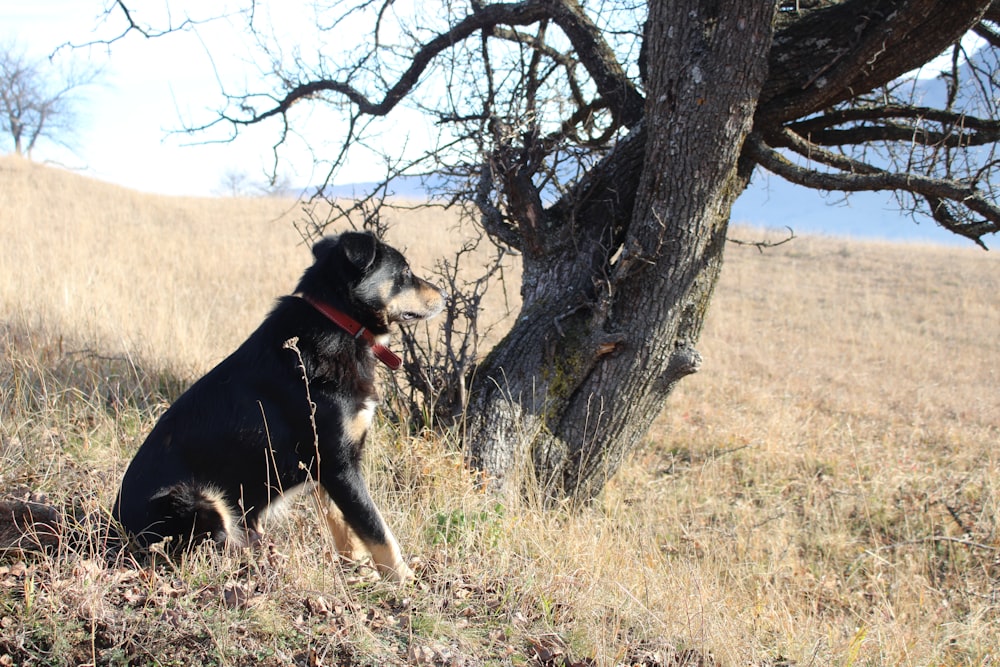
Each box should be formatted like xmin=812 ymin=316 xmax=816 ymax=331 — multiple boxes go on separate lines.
xmin=313 ymin=490 xmax=365 ymax=561
xmin=366 ymin=517 xmax=413 ymax=583
xmin=321 ymin=468 xmax=414 ymax=583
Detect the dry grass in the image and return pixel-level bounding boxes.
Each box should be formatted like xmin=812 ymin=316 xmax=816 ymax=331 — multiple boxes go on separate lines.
xmin=1 ymin=154 xmax=998 ymax=666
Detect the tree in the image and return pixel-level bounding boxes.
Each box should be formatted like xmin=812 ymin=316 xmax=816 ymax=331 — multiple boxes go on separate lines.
xmin=0 ymin=41 xmax=99 ymax=160
xmin=102 ymin=0 xmax=1000 ymax=502
xmin=215 ymin=166 xmax=293 ymax=197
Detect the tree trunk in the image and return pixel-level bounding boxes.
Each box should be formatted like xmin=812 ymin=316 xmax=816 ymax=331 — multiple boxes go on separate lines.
xmin=466 ymin=1 xmax=775 ymax=500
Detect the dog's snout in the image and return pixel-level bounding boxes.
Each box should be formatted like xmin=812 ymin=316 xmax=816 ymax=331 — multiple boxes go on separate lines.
xmin=415 ymin=275 xmax=446 ymax=305
xmin=429 ymin=281 xmax=447 ymax=303
xmin=421 ymin=280 xmax=447 ymax=315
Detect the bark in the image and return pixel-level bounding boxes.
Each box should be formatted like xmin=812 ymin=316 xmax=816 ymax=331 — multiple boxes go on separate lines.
xmin=760 ymin=0 xmax=989 ymax=124
xmin=465 ymin=1 xmax=775 ymax=500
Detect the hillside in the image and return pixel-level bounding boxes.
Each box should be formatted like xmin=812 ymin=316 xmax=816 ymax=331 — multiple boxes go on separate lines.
xmin=0 ymin=155 xmax=495 ymax=376
xmin=1 ymin=155 xmax=998 ymax=666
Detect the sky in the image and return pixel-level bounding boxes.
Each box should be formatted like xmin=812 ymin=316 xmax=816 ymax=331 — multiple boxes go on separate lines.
xmin=1 ymin=2 xmax=990 ymax=245
xmin=3 ymin=0 xmax=420 ymax=196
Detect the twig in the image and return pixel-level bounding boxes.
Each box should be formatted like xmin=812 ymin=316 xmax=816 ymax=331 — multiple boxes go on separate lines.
xmin=916 ymin=535 xmax=1000 ymax=552
xmin=282 ymin=337 xmax=320 ymax=472
xmin=728 ymin=226 xmax=797 ymax=253
xmin=866 ymin=535 xmax=1000 ymax=555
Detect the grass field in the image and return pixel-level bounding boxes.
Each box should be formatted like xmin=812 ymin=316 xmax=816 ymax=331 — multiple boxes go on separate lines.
xmin=1 ymin=154 xmax=998 ymax=666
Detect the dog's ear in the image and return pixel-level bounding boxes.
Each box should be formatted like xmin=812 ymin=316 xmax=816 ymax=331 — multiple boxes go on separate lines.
xmin=311 ymin=237 xmax=339 ymax=261
xmin=338 ymin=232 xmax=378 ymax=272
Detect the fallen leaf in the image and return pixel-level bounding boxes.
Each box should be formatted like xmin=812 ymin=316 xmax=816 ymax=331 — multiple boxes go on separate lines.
xmin=73 ymin=559 xmax=103 ymax=580
xmin=157 ymin=579 xmax=186 ymax=598
xmin=305 ymin=596 xmax=332 ymax=617
xmin=122 ymin=588 xmax=147 ymax=606
xmin=408 ymin=644 xmax=436 ymax=665
xmin=159 ymin=608 xmax=183 ymax=629
xmin=528 ymin=634 xmax=568 ymax=666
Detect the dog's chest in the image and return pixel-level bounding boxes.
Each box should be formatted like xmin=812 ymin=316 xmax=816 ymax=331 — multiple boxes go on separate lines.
xmin=342 ymin=396 xmax=378 ymax=444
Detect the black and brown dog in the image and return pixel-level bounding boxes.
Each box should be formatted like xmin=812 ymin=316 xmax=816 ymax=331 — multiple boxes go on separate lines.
xmin=113 ymin=231 xmax=444 ymax=582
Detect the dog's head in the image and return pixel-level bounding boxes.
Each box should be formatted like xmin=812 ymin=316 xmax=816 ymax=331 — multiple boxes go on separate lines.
xmin=298 ymin=232 xmax=445 ymax=332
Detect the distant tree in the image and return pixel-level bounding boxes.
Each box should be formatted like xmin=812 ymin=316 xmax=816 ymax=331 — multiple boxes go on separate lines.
xmin=101 ymin=1 xmax=1000 ymax=502
xmin=0 ymin=41 xmax=99 ymax=159
xmin=216 ymin=168 xmax=254 ymax=197
xmin=216 ymin=166 xmax=293 ymax=197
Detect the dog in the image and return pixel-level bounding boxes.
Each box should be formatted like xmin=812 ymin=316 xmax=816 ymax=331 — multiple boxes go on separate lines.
xmin=113 ymin=231 xmax=444 ymax=582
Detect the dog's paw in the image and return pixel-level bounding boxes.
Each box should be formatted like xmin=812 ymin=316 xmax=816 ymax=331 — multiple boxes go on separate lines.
xmin=379 ymin=560 xmax=415 ymax=584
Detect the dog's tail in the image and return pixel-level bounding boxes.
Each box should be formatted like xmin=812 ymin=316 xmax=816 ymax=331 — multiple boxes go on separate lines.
xmin=147 ymin=483 xmax=253 ymax=547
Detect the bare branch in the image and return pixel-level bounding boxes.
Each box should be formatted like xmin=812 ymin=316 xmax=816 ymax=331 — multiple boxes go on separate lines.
xmin=745 ymin=131 xmax=1000 ymax=247
xmin=975 ymin=21 xmax=1000 ymax=48
xmin=923 ymin=194 xmax=997 ymax=249
xmin=208 ymin=3 xmax=555 ymax=128
xmin=111 ymin=0 xmax=195 ymax=39
xmin=480 ymin=22 xmax=615 ymax=147
xmin=187 ymin=0 xmax=641 ymax=143
xmin=786 ymin=105 xmax=1000 ymax=148
xmin=727 ymin=226 xmax=797 ymax=252
xmin=772 ymin=126 xmax=883 ymax=174
xmin=55 ymin=0 xmax=221 ymax=53
xmin=474 ymin=159 xmax=523 ymax=250
xmin=392 ymin=225 xmax=517 ymax=427
xmin=486 ymin=116 xmax=549 ymax=254
xmin=541 ymin=0 xmax=643 ymax=127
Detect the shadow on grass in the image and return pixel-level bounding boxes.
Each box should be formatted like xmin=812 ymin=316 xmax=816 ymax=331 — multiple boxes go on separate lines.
xmin=0 ymin=317 xmax=187 ymax=556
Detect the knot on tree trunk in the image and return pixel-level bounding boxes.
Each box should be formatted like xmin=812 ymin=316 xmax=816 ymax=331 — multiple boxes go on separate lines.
xmin=659 ymin=344 xmax=702 ymax=389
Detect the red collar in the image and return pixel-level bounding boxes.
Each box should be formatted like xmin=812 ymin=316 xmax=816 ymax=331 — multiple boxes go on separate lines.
xmin=301 ymin=295 xmax=402 ymax=370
